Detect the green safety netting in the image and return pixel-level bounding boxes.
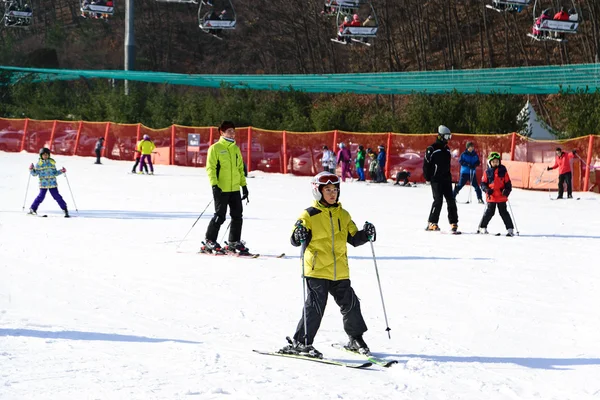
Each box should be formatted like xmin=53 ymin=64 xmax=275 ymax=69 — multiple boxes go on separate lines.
xmin=1 ymin=64 xmax=600 ymax=95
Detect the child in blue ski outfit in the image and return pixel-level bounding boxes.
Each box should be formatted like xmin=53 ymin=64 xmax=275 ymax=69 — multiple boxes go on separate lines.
xmin=453 ymin=141 xmax=484 ymax=203
xmin=29 ymin=147 xmax=70 ymax=217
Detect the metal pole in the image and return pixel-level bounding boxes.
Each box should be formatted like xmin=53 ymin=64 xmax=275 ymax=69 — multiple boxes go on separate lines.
xmin=176 ymin=199 xmax=213 ymax=251
xmin=22 ymin=173 xmax=31 ymax=211
xmin=124 ymin=0 xmax=136 ymax=95
xmin=369 ymin=240 xmax=391 ymax=339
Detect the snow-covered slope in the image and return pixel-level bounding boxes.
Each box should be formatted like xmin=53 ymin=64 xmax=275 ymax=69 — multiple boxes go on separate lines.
xmin=1 ymin=152 xmax=599 ymax=400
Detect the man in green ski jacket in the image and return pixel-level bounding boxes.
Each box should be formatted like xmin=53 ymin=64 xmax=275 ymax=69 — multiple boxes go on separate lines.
xmin=201 ymin=121 xmax=250 ymax=255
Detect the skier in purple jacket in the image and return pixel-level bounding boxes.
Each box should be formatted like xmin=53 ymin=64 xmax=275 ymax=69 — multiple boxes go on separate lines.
xmin=337 ymin=143 xmax=353 ymax=182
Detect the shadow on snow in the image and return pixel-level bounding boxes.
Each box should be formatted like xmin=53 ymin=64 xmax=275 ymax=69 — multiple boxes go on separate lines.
xmin=373 ymin=352 xmax=600 ymax=370
xmin=0 ymin=328 xmax=201 ymax=344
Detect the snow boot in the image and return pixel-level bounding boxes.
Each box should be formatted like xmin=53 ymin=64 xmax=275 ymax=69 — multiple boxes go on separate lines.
xmin=478 ymin=198 xmax=485 ymax=204
xmin=279 ymin=337 xmax=323 ymax=359
xmin=346 ymin=335 xmax=370 ymax=355
xmin=478 ymin=227 xmax=489 ymax=234
xmin=28 ymin=208 xmax=37 ymax=215
xmin=225 ymin=241 xmax=250 ymax=255
xmin=450 ymin=223 xmax=459 ymax=233
xmin=506 ymin=228 xmax=514 ymax=237
xmin=425 ymin=222 xmax=440 ymax=231
xmin=64 ymin=209 xmax=70 ymax=218
xmin=201 ymin=240 xmax=225 ymax=254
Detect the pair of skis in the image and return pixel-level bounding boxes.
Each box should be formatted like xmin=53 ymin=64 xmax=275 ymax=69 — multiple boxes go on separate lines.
xmin=253 ymin=344 xmax=398 ymax=369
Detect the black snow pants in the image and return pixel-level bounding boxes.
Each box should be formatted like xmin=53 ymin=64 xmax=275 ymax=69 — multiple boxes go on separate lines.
xmin=428 ymin=180 xmax=458 ymax=225
xmin=205 ymin=190 xmax=243 ymax=243
xmin=557 ymin=171 xmax=573 ymax=198
xmin=293 ymin=278 xmax=367 ymax=346
xmin=479 ymin=202 xmax=514 ymax=230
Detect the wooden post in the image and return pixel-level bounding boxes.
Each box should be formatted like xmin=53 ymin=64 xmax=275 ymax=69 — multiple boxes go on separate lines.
xmin=247 ymin=126 xmax=252 ymax=173
xmin=510 ymin=132 xmax=517 ymax=161
xmin=134 ymin=123 xmax=141 ymax=160
xmin=102 ymin=122 xmax=110 ymax=158
xmin=209 ymin=127 xmax=214 ymax=145
xmin=282 ymin=130 xmax=288 ymax=174
xmin=19 ymin=118 xmax=29 ymax=152
xmin=385 ymin=132 xmax=392 ymax=179
xmin=332 ymin=130 xmax=338 ymax=151
xmin=49 ymin=120 xmax=58 ymax=151
xmin=74 ymin=121 xmax=83 ymax=156
xmin=170 ymin=125 xmax=176 ymax=166
xmin=583 ymin=135 xmax=594 ymax=192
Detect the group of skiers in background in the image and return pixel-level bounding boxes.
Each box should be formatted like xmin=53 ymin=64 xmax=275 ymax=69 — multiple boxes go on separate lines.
xmin=321 ymin=143 xmax=387 ymax=183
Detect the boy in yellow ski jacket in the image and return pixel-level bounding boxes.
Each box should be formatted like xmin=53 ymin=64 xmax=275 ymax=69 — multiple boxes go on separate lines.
xmin=280 ymin=171 xmax=376 ymax=358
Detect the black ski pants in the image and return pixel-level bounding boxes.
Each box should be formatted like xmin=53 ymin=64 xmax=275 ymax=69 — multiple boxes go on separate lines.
xmin=132 ymin=156 xmax=148 ymax=173
xmin=205 ymin=190 xmax=243 ymax=243
xmin=95 ymin=148 xmax=101 ymax=163
xmin=428 ymin=180 xmax=458 ymax=225
xmin=557 ymin=171 xmax=572 ymax=198
xmin=293 ymin=278 xmax=367 ymax=346
xmin=479 ymin=202 xmax=514 ymax=230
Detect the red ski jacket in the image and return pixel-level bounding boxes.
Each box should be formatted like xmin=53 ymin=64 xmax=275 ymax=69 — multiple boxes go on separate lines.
xmin=481 ymin=164 xmax=511 ymax=203
xmin=550 ymin=152 xmax=574 ymax=175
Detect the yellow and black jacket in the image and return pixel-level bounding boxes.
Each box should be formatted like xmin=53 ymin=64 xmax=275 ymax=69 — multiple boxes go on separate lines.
xmin=206 ymin=137 xmax=247 ymax=192
xmin=291 ymin=200 xmax=369 ymax=281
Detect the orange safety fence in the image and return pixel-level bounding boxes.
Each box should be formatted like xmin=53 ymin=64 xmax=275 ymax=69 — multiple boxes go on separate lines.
xmin=1 ymin=117 xmax=599 ymax=192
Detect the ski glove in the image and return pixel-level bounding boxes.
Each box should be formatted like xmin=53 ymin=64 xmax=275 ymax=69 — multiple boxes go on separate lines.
xmin=486 ymin=188 xmax=494 ymax=196
xmin=241 ymin=186 xmax=249 ymax=202
xmin=293 ymin=223 xmax=309 ymax=243
xmin=572 ymin=150 xmax=577 ymax=155
xmin=212 ymin=185 xmax=222 ymax=197
xmin=29 ymin=163 xmax=34 ymax=170
xmin=547 ymin=166 xmax=552 ymax=171
xmin=363 ymin=222 xmax=376 ymax=242
xmin=502 ymin=188 xmax=511 ymax=197
xmin=61 ymin=167 xmax=66 ymax=173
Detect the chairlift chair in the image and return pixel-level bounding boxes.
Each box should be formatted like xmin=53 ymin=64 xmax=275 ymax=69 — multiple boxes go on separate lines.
xmin=486 ymin=0 xmax=531 ymax=13
xmin=80 ymin=0 xmax=114 ymax=20
xmin=155 ymin=0 xmax=197 ymax=3
xmin=198 ymin=0 xmax=236 ymax=38
xmin=2 ymin=0 xmax=33 ymax=28
xmin=323 ymin=0 xmax=360 ymax=16
xmin=526 ymin=0 xmax=580 ymax=43
xmin=330 ymin=0 xmax=378 ymax=46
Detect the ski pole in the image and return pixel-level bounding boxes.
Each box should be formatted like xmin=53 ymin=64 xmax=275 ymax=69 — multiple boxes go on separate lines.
xmin=534 ymin=168 xmax=545 ymax=185
xmin=574 ymin=152 xmax=589 ymax=168
xmin=63 ymin=173 xmax=79 ymax=213
xmin=467 ymin=170 xmax=474 ymax=204
xmin=220 ymin=220 xmax=231 ymax=243
xmin=369 ymin=239 xmax=391 ymax=339
xmin=296 ymin=220 xmax=309 ymax=347
xmin=507 ymin=200 xmax=519 ymax=236
xmin=176 ymin=199 xmax=213 ymax=251
xmin=22 ymin=172 xmax=31 ymax=211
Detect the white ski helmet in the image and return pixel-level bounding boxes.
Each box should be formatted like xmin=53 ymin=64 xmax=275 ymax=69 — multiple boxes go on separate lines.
xmin=438 ymin=125 xmax=451 ymax=141
xmin=311 ymin=171 xmax=341 ymax=202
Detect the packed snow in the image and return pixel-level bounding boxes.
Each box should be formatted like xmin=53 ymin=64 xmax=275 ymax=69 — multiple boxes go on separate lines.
xmin=1 ymin=151 xmax=599 ymax=400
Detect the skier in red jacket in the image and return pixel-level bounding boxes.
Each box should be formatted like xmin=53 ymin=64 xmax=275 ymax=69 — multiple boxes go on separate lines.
xmin=478 ymin=152 xmax=514 ymax=236
xmin=547 ymin=147 xmax=576 ymax=199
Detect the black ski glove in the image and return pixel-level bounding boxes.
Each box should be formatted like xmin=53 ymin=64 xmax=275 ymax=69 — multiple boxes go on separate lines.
xmin=212 ymin=185 xmax=222 ymax=197
xmin=486 ymin=188 xmax=494 ymax=196
xmin=363 ymin=222 xmax=376 ymax=242
xmin=241 ymin=186 xmax=249 ymax=202
xmin=547 ymin=166 xmax=552 ymax=171
xmin=293 ymin=223 xmax=309 ymax=243
xmin=502 ymin=188 xmax=511 ymax=197
xmin=572 ymin=150 xmax=577 ymax=155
